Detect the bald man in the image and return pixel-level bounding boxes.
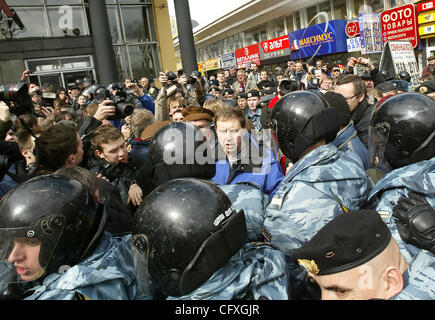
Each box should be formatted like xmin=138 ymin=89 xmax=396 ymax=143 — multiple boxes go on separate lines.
xmin=292 ymin=210 xmax=434 ymax=300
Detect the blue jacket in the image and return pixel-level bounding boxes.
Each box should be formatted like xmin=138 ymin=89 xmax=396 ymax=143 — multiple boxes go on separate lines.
xmin=24 ymin=233 xmax=148 ymax=300
xmin=392 ymin=249 xmax=435 ymax=300
xmin=332 ymin=121 xmax=370 ymax=170
xmin=0 ymin=161 xmax=20 ymax=199
xmin=139 ymin=94 xmax=155 ymax=114
xmin=166 ymin=243 xmax=289 ymax=300
xmin=263 ymin=144 xmax=369 ymax=299
xmin=367 ymin=157 xmax=435 ymax=262
xmin=218 ymin=183 xmax=270 ymax=242
xmin=212 ymin=135 xmax=284 ymax=200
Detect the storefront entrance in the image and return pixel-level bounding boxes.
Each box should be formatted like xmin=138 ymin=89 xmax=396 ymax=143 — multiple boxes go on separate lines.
xmin=25 ymin=55 xmax=96 ymax=90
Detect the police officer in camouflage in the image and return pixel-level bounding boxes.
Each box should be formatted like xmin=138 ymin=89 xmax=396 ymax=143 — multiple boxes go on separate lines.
xmin=292 ymin=209 xmax=434 ymax=300
xmin=263 ymin=91 xmax=369 ymax=299
xmin=366 ymin=93 xmax=435 ymax=263
xmin=0 ymin=175 xmax=145 ymax=300
xmin=131 ymin=178 xmax=289 ymax=300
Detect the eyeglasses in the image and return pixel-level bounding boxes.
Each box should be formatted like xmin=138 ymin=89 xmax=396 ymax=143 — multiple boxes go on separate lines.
xmin=344 ymin=94 xmax=359 ymax=101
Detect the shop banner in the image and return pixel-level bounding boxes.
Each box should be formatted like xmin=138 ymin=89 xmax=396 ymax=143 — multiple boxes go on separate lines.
xmin=217 ymin=52 xmax=236 ymax=69
xmin=381 ymin=4 xmax=419 ymax=48
xmin=358 ymin=13 xmax=383 ymax=54
xmin=288 ymin=19 xmax=347 ymax=60
xmin=204 ymin=58 xmax=218 ymax=71
xmin=235 ymin=44 xmax=261 ymax=69
xmin=380 ymin=40 xmax=420 ymax=88
xmin=347 ymin=37 xmax=362 ymax=52
xmin=258 ymin=34 xmax=290 ymax=60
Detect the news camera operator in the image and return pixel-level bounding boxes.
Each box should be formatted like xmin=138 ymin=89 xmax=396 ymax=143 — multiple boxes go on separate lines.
xmin=155 ymin=70 xmax=200 ymax=121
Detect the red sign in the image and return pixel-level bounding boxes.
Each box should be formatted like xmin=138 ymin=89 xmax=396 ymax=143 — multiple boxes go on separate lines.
xmin=418 ymin=0 xmax=435 ymax=12
xmin=235 ymin=44 xmax=260 ymax=69
xmin=381 ymin=4 xmax=420 ymax=48
xmin=258 ymin=35 xmax=290 ymax=60
xmin=345 ymin=21 xmax=360 ymax=38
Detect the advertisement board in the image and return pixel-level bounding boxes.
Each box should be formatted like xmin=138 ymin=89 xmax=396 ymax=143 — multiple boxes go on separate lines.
xmin=358 ymin=13 xmax=383 ymax=54
xmin=217 ymin=52 xmax=236 ymax=69
xmin=381 ymin=4 xmax=419 ymax=48
xmin=235 ymin=44 xmax=260 ymax=69
xmin=258 ymin=34 xmax=290 ymax=61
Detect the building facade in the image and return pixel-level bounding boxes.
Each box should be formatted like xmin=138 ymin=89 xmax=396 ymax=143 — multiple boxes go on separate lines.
xmin=0 ymin=0 xmax=176 ymax=89
xmin=173 ymin=0 xmax=426 ymax=74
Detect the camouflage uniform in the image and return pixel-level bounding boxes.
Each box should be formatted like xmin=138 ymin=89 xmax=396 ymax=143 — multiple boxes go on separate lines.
xmin=24 ymin=233 xmax=148 ymax=300
xmin=262 ymin=144 xmax=369 ymax=299
xmin=166 ymin=242 xmax=289 ymax=300
xmin=393 ymin=250 xmax=435 ymax=300
xmin=218 ymin=183 xmax=270 ymax=242
xmin=367 ymin=158 xmax=435 ymax=262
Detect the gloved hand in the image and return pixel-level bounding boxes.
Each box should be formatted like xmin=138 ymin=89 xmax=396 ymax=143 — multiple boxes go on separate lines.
xmin=392 ymin=192 xmax=435 ymax=254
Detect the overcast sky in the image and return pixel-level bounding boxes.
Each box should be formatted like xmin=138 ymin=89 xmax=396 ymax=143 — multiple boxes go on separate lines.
xmin=167 ymin=0 xmax=251 ymax=31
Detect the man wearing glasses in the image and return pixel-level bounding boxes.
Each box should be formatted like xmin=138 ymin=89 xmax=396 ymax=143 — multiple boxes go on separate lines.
xmin=333 ymin=74 xmax=373 ymax=148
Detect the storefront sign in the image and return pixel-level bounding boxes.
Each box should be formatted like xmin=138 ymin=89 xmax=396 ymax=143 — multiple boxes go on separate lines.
xmin=204 ymin=58 xmax=218 ymax=71
xmin=217 ymin=52 xmax=236 ymax=69
xmin=345 ymin=20 xmax=360 ymax=38
xmin=235 ymin=43 xmax=260 ymax=69
xmin=358 ymin=13 xmax=383 ymax=54
xmin=418 ymin=10 xmax=435 ymax=24
xmin=288 ymin=19 xmax=347 ymax=60
xmin=381 ymin=4 xmax=419 ymax=48
xmin=419 ymin=23 xmax=435 ymax=37
xmin=417 ymin=0 xmax=435 ymax=12
xmin=347 ymin=37 xmax=362 ymax=52
xmin=258 ymin=34 xmax=290 ymax=60
xmin=380 ymin=40 xmax=420 ymax=88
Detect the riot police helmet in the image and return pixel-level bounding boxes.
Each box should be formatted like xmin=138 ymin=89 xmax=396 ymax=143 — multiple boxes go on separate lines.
xmin=369 ymin=93 xmax=435 ymax=169
xmin=398 ymin=71 xmax=411 ymax=83
xmin=269 ymin=90 xmax=340 ymax=163
xmin=0 ymin=174 xmax=105 ymax=288
xmin=131 ymin=178 xmax=246 ymax=297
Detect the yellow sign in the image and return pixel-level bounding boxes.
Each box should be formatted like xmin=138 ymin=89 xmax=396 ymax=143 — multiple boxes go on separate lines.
xmin=204 ymin=58 xmax=218 ymax=71
xmin=419 ymin=23 xmax=435 ymax=37
xmin=418 ymin=10 xmax=435 ymax=24
xmin=298 ymin=32 xmax=334 ymax=47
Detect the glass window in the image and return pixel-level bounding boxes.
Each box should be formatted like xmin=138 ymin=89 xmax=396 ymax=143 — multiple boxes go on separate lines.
xmin=114 ymin=45 xmax=130 ymax=80
xmin=352 ymin=0 xmax=366 ymax=18
xmin=285 ymin=15 xmax=294 ymax=33
xmin=121 ymin=5 xmax=152 ymax=43
xmin=306 ymin=5 xmax=318 ymax=26
xmin=45 ymin=0 xmax=82 ymax=4
xmin=128 ymin=44 xmax=157 ymax=80
xmin=332 ymin=0 xmax=348 ymax=20
xmin=47 ymin=6 xmax=88 ymax=37
xmin=294 ymin=11 xmax=301 ymax=30
xmin=366 ymin=0 xmax=384 ymax=12
xmin=106 ymin=5 xmax=123 ymax=44
xmin=7 ymin=0 xmax=43 ymax=5
xmin=275 ymin=17 xmax=285 ymax=37
xmin=318 ymin=0 xmax=331 ymax=23
xmin=8 ymin=7 xmax=48 ymax=39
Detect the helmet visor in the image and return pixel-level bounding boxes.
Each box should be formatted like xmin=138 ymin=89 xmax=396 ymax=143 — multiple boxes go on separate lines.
xmin=0 ymin=215 xmax=65 ymax=286
xmin=368 ymin=122 xmax=390 ymax=168
xmin=130 ymin=234 xmax=151 ymax=297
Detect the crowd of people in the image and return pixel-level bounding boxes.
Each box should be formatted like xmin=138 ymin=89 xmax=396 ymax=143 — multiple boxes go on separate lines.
xmin=0 ymin=53 xmax=433 ymax=301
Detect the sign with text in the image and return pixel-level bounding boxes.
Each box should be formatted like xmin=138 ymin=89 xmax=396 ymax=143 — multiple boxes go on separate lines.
xmin=380 ymin=40 xmax=420 ymax=88
xmin=258 ymin=34 xmax=290 ymax=61
xmin=418 ymin=10 xmax=435 ymax=24
xmin=204 ymin=58 xmax=218 ymax=71
xmin=345 ymin=20 xmax=360 ymax=38
xmin=235 ymin=44 xmax=261 ymax=69
xmin=217 ymin=52 xmax=236 ymax=69
xmin=358 ymin=13 xmax=383 ymax=54
xmin=417 ymin=0 xmax=435 ymax=12
xmin=288 ymin=19 xmax=347 ymax=60
xmin=381 ymin=4 xmax=419 ymax=48
xmin=347 ymin=37 xmax=362 ymax=52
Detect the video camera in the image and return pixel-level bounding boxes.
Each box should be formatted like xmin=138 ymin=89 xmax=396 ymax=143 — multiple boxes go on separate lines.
xmin=82 ymin=83 xmax=134 ymax=120
xmin=0 ymin=82 xmax=34 ymax=116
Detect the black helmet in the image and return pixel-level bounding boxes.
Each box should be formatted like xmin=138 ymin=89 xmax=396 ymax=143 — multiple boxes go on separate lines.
xmin=131 ymin=178 xmax=246 ymax=297
xmin=398 ymin=71 xmax=411 ymax=83
xmin=380 ymin=69 xmax=394 ymax=81
xmin=269 ymin=90 xmax=339 ymax=162
xmin=369 ymin=93 xmax=435 ymax=169
xmin=146 ymin=122 xmax=215 ymax=186
xmin=107 ymin=81 xmax=124 ymax=91
xmin=0 ymin=175 xmax=105 ymax=289
xmin=80 ymin=83 xmax=108 ymax=101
